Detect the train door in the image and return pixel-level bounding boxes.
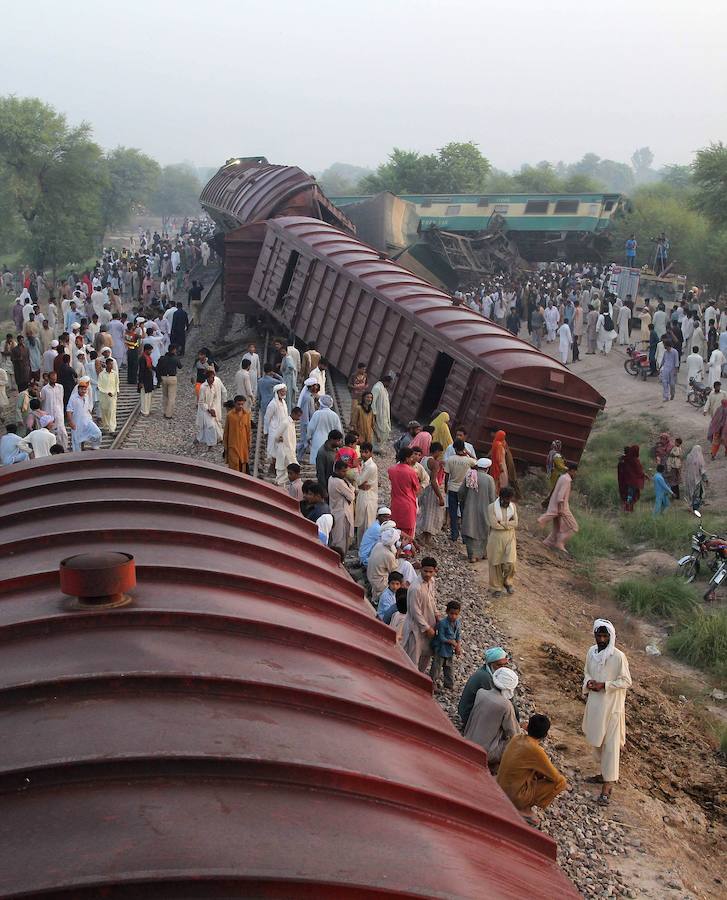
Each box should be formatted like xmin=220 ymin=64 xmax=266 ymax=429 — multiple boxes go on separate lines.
xmin=416 ymin=352 xmax=454 ymax=421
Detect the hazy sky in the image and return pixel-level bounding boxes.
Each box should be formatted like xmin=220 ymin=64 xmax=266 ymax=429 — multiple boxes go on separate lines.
xmin=2 ymin=0 xmax=724 ymax=174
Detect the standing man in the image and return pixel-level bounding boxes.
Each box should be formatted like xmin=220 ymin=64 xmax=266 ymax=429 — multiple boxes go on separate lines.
xmin=585 ymin=304 xmax=598 ymax=354
xmin=66 ymin=377 xmax=102 ymax=452
xmin=402 ymin=557 xmax=438 ymax=672
xmin=371 ymin=374 xmax=392 ymax=452
xmin=196 ymin=367 xmax=228 ymax=449
xmin=557 ymin=319 xmax=572 ymax=366
xmin=40 ymin=370 xmax=68 ymax=450
xmin=355 ymin=440 xmax=379 ymax=545
xmin=169 ymin=302 xmax=189 ymax=357
xmin=222 ymin=395 xmax=252 ymax=473
xmin=242 ymin=342 xmax=261 ymax=384
xmin=625 ymin=234 xmax=637 ymax=267
xmin=582 ymin=619 xmax=632 ymax=806
xmin=157 ymin=345 xmax=183 ymax=419
xmin=571 ymin=300 xmax=583 ymax=361
xmin=659 ymin=338 xmax=679 ymax=402
xmin=97 ymin=356 xmax=120 ymax=434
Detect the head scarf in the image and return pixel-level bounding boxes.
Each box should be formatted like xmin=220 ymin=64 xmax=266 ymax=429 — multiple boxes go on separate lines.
xmin=408 ymin=429 xmax=432 ymax=455
xmin=319 ymin=395 xmax=333 ymax=409
xmin=380 ymin=520 xmax=396 ymax=530
xmin=617 ymin=445 xmax=645 ymax=500
xmin=683 ymin=445 xmax=706 ymax=505
xmin=490 ymin=430 xmax=507 ymax=482
xmin=588 ymin=618 xmax=616 ymax=675
xmin=492 ymin=667 xmax=519 ymax=701
xmin=39 ymin=415 xmax=53 ymax=427
xmin=654 ymin=431 xmax=674 ymax=462
xmin=273 ymin=383 xmax=286 ymax=396
xmin=546 ymin=440 xmax=562 ymax=475
xmin=430 ymin=412 xmax=453 ymax=450
xmin=303 ymin=377 xmax=317 ymax=387
xmin=316 ymin=514 xmax=333 ymax=545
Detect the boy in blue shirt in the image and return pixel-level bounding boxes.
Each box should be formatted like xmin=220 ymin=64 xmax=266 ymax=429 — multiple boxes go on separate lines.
xmin=376 ymin=571 xmax=403 ymax=623
xmin=430 ymin=600 xmax=462 ymax=689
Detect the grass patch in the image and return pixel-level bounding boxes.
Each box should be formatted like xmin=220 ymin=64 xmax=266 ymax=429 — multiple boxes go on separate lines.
xmin=576 ymin=468 xmax=621 ymax=510
xmin=613 ymin=575 xmax=698 ymax=621
xmin=619 ymin=508 xmax=695 ymax=553
xmin=720 ymin=728 xmax=727 ymax=756
xmin=667 ymin=611 xmax=727 ymax=677
xmin=568 ymin=510 xmax=626 ymax=562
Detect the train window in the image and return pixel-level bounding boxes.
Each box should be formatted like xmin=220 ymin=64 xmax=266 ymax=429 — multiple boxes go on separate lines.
xmin=554 ymin=200 xmax=579 ymax=214
xmin=274 ymin=250 xmax=299 ymax=309
xmin=525 ymin=200 xmax=549 ymax=214
xmin=493 ymin=204 xmax=509 ymax=214
xmin=420 ymin=198 xmax=432 ymax=207
xmin=445 ymin=205 xmax=461 ymax=216
xmin=477 ymin=197 xmax=489 ymax=207
xmin=604 ymin=200 xmax=615 ymax=211
xmin=418 ymin=352 xmax=454 ymax=420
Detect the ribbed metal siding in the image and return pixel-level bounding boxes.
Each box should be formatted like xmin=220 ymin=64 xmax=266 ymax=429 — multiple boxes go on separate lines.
xmin=0 ymin=453 xmax=578 ymax=898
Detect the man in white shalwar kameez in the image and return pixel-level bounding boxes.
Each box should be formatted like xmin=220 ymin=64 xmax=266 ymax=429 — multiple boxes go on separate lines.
xmin=355 ymin=443 xmax=379 ymax=545
xmin=109 ymin=316 xmax=126 ymax=367
xmin=196 ymin=369 xmax=228 ymax=447
xmin=242 ymin=344 xmax=261 ymax=383
xmin=234 ymin=360 xmax=255 ymax=412
xmin=66 ymin=377 xmax=102 ymax=452
xmin=271 ymin=404 xmax=298 ymax=485
xmin=41 ymin=372 xmax=68 ymax=450
xmin=543 ymin=303 xmax=559 ymax=342
xmin=305 ymin=395 xmax=342 ymax=464
xmin=309 ymin=361 xmax=327 ymax=394
xmin=265 ymin=384 xmax=290 ymax=458
xmin=371 ymin=375 xmax=392 ymax=452
xmin=617 ymin=303 xmax=630 ymax=345
xmin=707 ymin=348 xmax=726 ymax=387
xmin=402 ymin=558 xmax=438 ymax=672
xmin=557 ymin=321 xmax=572 ymax=365
xmin=582 ymin=619 xmax=632 ymax=805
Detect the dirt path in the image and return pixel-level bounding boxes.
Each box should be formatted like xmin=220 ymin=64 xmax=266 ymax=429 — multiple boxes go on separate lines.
xmin=535 ymin=336 xmax=727 ymax=505
xmin=479 ymin=501 xmax=727 ymax=899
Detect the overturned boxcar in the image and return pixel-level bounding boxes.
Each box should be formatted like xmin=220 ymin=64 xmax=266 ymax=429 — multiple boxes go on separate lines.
xmin=248 ymin=216 xmax=605 ymax=465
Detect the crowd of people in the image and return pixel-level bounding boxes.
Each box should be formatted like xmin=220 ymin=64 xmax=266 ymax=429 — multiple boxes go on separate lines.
xmin=0 ymin=220 xmax=215 ymax=462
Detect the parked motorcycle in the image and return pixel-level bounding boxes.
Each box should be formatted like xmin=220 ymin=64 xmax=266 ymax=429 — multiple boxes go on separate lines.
xmin=677 ymin=510 xmax=727 ymax=600
xmin=624 ymin=344 xmax=650 ymax=380
xmin=687 ymin=378 xmax=711 ymax=408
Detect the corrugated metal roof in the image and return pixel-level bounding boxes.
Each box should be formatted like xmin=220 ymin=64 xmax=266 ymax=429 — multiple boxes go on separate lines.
xmin=260 ymin=216 xmax=604 ymax=402
xmin=200 ymin=161 xmax=355 ymax=234
xmin=0 ymin=453 xmax=578 ymax=899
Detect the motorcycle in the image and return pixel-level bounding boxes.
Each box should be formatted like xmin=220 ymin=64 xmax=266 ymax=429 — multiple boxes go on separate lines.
xmin=677 ymin=510 xmax=727 ymax=600
xmin=624 ymin=344 xmax=650 ymax=380
xmin=687 ymin=377 xmax=711 ymax=409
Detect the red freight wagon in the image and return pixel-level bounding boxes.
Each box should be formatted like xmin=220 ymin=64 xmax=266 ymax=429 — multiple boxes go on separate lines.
xmin=248 ymin=216 xmax=605 ymax=466
xmin=0 ymin=453 xmax=579 ymax=899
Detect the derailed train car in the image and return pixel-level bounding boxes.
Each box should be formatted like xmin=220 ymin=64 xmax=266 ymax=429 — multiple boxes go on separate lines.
xmin=248 ymin=216 xmax=605 ymax=466
xmin=0 ymin=453 xmax=580 ymax=898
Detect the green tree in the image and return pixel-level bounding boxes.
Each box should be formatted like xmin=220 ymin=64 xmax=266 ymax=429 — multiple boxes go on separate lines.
xmin=561 ymin=173 xmax=605 ymax=192
xmin=659 ymin=164 xmax=692 ymax=190
xmin=359 ymin=142 xmax=490 ymax=194
xmin=631 ymin=146 xmax=657 ymax=183
xmin=101 ymin=146 xmax=160 ymax=230
xmin=0 ymin=95 xmax=106 ymax=275
xmin=510 ymin=162 xmax=562 ymax=192
xmin=149 ymin=164 xmax=201 ymax=230
xmin=691 ymin=142 xmax=727 ymax=227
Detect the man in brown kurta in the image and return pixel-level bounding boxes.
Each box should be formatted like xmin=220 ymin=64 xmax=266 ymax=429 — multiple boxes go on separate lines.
xmin=223 ymin=395 xmax=251 ymax=473
xmin=497 ymin=714 xmax=567 ymax=818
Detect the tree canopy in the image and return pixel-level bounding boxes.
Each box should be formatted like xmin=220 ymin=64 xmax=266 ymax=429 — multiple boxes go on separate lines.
xmin=359 ymin=142 xmax=491 ymax=194
xmin=691 ymin=142 xmax=727 ymax=228
xmin=149 ymin=164 xmax=202 ymax=226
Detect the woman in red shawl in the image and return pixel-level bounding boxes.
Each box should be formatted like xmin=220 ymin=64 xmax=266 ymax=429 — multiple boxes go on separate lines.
xmin=653 ymin=431 xmax=674 ymax=466
xmin=490 ymin=430 xmax=508 ymax=490
xmin=617 ymin=445 xmax=647 ymax=512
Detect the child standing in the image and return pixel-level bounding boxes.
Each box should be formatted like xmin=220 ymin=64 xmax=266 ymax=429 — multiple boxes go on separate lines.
xmin=430 ymin=600 xmax=462 ymax=689
xmin=653 ymin=464 xmax=674 ymax=515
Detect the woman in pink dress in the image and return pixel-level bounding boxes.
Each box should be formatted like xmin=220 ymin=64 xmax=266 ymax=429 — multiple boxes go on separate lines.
xmin=387 ymin=447 xmax=421 ymax=537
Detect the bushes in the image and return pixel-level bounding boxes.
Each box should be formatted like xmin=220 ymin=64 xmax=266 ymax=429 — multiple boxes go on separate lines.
xmin=667 ymin=611 xmax=727 ymax=676
xmin=613 ymin=576 xmax=698 ymax=620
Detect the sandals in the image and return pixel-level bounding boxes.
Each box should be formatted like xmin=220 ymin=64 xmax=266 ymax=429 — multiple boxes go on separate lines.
xmin=597 ymin=794 xmax=610 ymax=806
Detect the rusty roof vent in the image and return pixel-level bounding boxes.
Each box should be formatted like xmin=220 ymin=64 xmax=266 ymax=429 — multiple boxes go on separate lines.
xmin=59 ymin=551 xmax=136 ymax=609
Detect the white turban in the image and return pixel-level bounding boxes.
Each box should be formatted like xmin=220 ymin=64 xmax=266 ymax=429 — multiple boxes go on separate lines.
xmin=39 ymin=415 xmax=53 ymax=427
xmin=588 ymin=618 xmax=616 ymax=675
xmin=476 ymin=458 xmax=492 ymax=469
xmin=51 ymin=340 xmax=59 ymax=348
xmin=304 ymin=377 xmax=318 ymax=387
xmin=78 ymin=375 xmax=91 ymax=384
xmin=492 ymin=666 xmax=519 ymax=700
xmin=380 ymin=528 xmax=400 ymax=547
xmin=273 ymin=383 xmax=286 ymax=394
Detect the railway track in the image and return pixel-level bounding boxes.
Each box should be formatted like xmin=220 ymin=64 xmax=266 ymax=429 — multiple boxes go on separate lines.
xmin=109 ymin=265 xmax=221 ymax=450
